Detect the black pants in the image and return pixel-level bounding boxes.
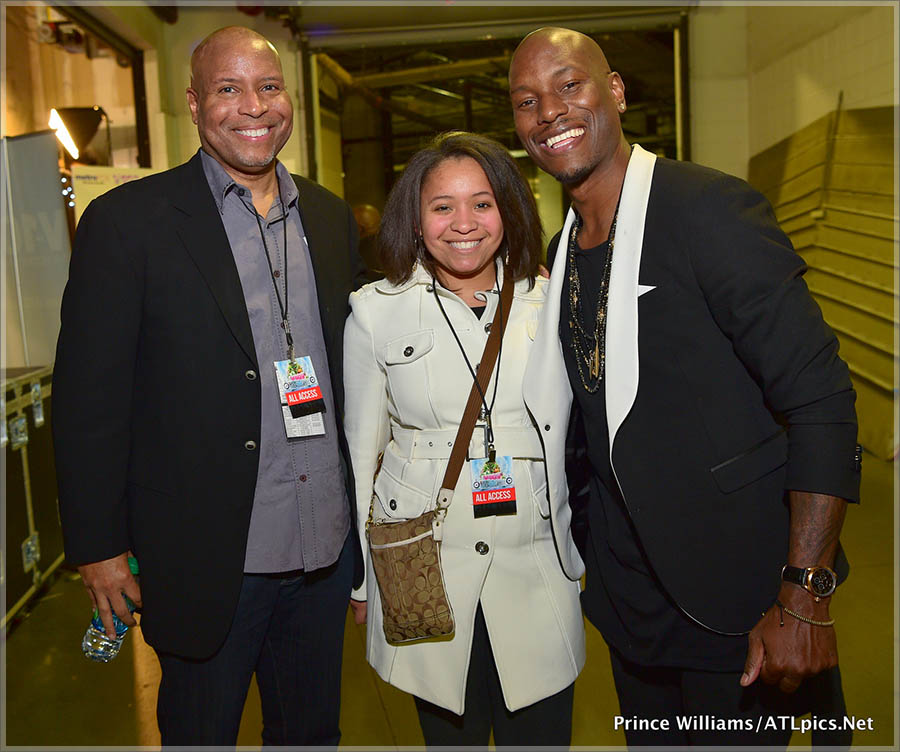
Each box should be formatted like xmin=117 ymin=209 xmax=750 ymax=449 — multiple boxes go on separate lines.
xmin=155 ymin=534 xmax=353 ymax=747
xmin=414 ymin=604 xmax=575 ymax=748
xmin=609 ymin=647 xmax=851 ymax=748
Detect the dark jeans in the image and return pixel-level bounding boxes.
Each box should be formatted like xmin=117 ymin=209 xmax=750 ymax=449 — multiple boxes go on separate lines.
xmin=609 ymin=647 xmax=851 ymax=748
xmin=155 ymin=533 xmax=353 ymax=747
xmin=414 ymin=604 xmax=575 ymax=748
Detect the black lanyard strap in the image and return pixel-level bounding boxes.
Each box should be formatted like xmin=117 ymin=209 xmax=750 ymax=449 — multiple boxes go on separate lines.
xmin=247 ymin=187 xmax=292 ymax=359
xmin=433 ymin=267 xmax=508 ymax=459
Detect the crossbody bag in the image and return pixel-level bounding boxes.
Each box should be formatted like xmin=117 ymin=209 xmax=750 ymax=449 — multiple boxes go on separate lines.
xmin=366 ymin=272 xmax=514 ymax=645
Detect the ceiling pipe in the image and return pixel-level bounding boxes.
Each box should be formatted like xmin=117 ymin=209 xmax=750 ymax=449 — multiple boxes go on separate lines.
xmin=303 ymin=9 xmax=687 ymax=49
xmin=315 ymin=53 xmax=447 ymax=131
xmin=355 ymin=54 xmax=511 ymax=89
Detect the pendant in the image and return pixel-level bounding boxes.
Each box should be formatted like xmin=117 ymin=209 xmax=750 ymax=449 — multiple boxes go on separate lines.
xmin=590 ymin=340 xmax=600 ymax=379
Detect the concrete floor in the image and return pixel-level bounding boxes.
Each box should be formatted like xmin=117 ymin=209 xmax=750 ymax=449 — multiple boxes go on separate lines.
xmin=1 ymin=454 xmax=896 ymax=749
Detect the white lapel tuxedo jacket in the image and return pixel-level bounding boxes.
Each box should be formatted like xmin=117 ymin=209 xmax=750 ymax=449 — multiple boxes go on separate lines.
xmin=541 ymin=144 xmax=859 ymax=635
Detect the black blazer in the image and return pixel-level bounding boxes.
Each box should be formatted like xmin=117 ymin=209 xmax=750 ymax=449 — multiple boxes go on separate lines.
xmin=53 ymin=152 xmax=366 ymax=658
xmin=550 ymin=155 xmax=859 ymax=634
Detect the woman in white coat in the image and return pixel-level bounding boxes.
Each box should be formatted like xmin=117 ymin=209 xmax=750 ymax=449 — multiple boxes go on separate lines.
xmin=343 ymin=132 xmax=585 ymax=746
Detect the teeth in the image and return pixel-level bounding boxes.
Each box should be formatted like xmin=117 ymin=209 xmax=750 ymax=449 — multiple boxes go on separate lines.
xmin=449 ymin=241 xmax=480 ymax=249
xmin=545 ymin=128 xmax=585 ymax=148
xmin=236 ymin=127 xmax=269 ymax=137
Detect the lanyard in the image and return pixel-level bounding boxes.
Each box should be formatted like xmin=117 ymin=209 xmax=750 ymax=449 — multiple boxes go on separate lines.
xmin=432 ymin=272 xmax=504 ymax=461
xmin=248 ymin=189 xmax=293 ymax=359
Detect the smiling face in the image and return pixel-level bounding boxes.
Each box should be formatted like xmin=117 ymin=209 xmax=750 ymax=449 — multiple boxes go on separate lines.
xmin=509 ymin=29 xmax=626 ymax=186
xmin=419 ymin=156 xmax=504 ymax=296
xmin=186 ymin=28 xmax=293 ymax=182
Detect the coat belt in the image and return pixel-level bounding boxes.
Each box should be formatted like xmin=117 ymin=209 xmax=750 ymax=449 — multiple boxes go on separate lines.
xmin=390 ymin=425 xmax=544 ymax=460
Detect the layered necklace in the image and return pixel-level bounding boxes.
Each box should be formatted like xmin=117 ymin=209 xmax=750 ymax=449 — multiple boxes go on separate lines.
xmin=566 ymin=192 xmax=622 ymax=393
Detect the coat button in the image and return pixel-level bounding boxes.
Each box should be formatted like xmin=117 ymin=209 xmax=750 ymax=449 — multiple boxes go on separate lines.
xmin=475 ymin=541 xmax=489 ymax=555
xmin=426 ymin=284 xmax=434 ymax=292
xmin=389 ymin=499 xmax=397 ymax=510
xmin=484 ymin=322 xmax=492 ymax=333
xmin=404 ymin=346 xmax=414 ymax=357
xmin=544 ymin=424 xmax=551 ymax=431
xmin=244 ymin=440 xmax=257 ymax=450
xmin=245 ymin=369 xmax=257 ymax=380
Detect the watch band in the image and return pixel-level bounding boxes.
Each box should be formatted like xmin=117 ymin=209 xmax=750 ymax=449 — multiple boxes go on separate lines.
xmin=781 ymin=565 xmax=809 ymax=588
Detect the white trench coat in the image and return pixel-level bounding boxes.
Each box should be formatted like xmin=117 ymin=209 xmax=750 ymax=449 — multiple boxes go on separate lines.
xmin=343 ymin=261 xmax=585 ymax=714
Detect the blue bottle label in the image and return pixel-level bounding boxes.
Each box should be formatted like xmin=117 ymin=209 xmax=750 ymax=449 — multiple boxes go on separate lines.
xmin=91 ymin=610 xmax=129 ymax=638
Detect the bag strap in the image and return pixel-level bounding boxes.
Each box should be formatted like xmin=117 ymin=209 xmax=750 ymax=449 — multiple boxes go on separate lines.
xmin=435 ymin=269 xmax=515 ymax=519
xmin=366 ymin=269 xmax=515 ymax=535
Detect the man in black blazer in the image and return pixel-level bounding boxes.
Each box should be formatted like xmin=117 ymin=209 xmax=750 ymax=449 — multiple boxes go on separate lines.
xmin=509 ymin=28 xmax=861 ymax=747
xmin=53 ymin=26 xmax=365 ymax=746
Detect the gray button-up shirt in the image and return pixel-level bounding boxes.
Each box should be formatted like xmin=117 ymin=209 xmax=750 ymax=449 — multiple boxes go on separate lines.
xmin=201 ymin=149 xmax=349 ymax=573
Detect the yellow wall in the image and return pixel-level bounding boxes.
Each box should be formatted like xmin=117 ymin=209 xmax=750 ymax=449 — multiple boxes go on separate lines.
xmin=688 ymin=4 xmax=895 ymax=180
xmin=749 ymin=106 xmax=897 ymax=459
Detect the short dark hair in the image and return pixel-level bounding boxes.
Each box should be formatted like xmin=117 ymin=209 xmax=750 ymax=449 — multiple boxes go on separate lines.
xmin=378 ymin=131 xmax=543 ymax=286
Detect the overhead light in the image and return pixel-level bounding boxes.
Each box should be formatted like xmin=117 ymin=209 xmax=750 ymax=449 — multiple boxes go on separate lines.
xmin=49 ymin=108 xmax=79 ymax=159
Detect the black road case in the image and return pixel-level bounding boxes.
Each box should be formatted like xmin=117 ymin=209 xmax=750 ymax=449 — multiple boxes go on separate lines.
xmin=2 ymin=366 xmax=64 ymax=627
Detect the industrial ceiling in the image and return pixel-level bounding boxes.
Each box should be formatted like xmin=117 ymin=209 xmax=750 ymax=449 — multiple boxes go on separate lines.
xmin=228 ymin=4 xmax=689 ymax=171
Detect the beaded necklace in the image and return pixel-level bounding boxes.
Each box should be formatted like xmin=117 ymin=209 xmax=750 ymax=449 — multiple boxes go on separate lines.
xmin=566 ymin=193 xmax=621 ymax=392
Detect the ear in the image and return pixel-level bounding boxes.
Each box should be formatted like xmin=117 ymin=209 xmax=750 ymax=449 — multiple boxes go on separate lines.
xmin=609 ymin=72 xmax=626 ymax=110
xmin=186 ymin=87 xmax=200 ymax=125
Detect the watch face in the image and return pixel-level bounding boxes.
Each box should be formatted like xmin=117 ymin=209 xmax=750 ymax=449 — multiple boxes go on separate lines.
xmin=809 ymin=567 xmax=836 ymax=596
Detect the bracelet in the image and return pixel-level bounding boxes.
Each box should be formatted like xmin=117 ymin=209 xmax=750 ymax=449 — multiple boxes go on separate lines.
xmin=773 ymin=599 xmax=835 ymax=627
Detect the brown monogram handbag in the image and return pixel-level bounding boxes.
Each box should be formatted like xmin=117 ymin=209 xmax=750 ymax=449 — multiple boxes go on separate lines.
xmin=366 ymin=273 xmax=514 ymax=646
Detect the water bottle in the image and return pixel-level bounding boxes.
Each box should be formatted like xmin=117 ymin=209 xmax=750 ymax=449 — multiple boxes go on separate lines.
xmin=81 ymin=555 xmax=139 ymax=662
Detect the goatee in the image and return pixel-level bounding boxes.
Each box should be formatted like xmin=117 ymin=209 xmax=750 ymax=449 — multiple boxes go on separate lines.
xmin=553 ymin=164 xmax=595 ymax=186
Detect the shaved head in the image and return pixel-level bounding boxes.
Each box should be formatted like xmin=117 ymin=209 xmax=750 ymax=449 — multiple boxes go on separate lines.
xmin=190 ymin=26 xmax=281 ymax=93
xmin=510 ymin=27 xmax=611 ymax=79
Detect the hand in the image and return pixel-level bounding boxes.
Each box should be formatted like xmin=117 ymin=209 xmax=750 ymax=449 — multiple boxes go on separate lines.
xmin=538 ymin=264 xmax=550 ymax=279
xmin=741 ymin=584 xmax=838 ymax=693
xmin=78 ymin=552 xmax=142 ymax=639
xmin=350 ymin=598 xmax=367 ymax=625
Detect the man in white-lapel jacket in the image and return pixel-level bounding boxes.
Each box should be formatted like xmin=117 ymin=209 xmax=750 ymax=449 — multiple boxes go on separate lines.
xmin=509 ymin=27 xmax=861 ymax=747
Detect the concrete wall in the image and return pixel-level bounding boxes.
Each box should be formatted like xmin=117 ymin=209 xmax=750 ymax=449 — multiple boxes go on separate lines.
xmin=688 ymin=4 xmax=750 ymax=179
xmin=532 ymin=167 xmax=565 ymax=251
xmin=341 ymin=93 xmax=387 ymax=212
xmin=689 ymin=2 xmax=895 ymax=178
xmin=312 ymin=58 xmax=345 ymax=197
xmin=747 ymin=4 xmax=895 ymax=157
